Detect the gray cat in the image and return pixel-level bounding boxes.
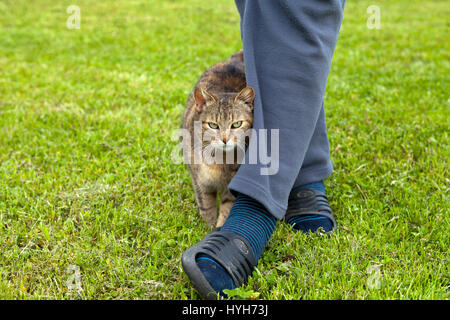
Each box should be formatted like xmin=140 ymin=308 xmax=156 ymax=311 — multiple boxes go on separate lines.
xmin=183 ymin=51 xmax=254 ymax=227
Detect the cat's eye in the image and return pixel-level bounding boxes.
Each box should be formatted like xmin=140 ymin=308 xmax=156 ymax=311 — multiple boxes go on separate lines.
xmin=208 ymin=122 xmax=219 ymax=129
xmin=231 ymin=121 xmax=242 ymax=128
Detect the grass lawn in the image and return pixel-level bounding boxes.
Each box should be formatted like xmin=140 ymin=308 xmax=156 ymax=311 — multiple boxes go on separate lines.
xmin=0 ymin=0 xmax=448 ymax=299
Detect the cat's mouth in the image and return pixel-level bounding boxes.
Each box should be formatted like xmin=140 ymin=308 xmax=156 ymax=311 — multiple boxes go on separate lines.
xmin=215 ymin=143 xmax=236 ymax=152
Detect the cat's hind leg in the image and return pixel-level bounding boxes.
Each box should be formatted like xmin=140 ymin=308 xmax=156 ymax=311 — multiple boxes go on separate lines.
xmin=216 ymin=189 xmax=235 ymax=227
xmin=194 ymin=188 xmax=218 ymax=228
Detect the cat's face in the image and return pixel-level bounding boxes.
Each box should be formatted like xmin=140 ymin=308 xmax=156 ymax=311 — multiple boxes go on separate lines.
xmin=194 ymin=86 xmax=254 ymax=153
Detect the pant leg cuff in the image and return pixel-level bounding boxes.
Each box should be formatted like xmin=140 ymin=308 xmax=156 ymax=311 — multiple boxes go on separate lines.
xmin=228 ymin=177 xmax=286 ymax=220
xmin=293 ymin=162 xmax=334 ymax=188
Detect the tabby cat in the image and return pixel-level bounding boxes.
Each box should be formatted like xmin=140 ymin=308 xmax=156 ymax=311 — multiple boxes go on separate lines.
xmin=183 ymin=50 xmax=254 ymax=227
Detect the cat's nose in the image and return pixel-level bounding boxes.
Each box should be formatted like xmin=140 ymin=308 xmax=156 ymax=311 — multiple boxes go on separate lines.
xmin=222 ymin=135 xmax=228 ymax=144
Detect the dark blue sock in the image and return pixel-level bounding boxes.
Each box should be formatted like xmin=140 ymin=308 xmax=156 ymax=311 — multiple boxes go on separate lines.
xmin=287 ymin=180 xmax=333 ymax=233
xmin=196 ymin=193 xmax=276 ymax=294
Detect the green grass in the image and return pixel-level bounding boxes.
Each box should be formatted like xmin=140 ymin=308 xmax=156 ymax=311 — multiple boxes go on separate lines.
xmin=0 ymin=0 xmax=448 ymax=299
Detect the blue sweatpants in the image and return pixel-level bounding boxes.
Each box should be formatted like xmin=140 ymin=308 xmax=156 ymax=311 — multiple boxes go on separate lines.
xmin=229 ymin=0 xmax=346 ymax=220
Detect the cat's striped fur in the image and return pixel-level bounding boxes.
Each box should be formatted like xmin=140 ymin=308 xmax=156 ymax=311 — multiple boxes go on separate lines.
xmin=183 ymin=51 xmax=254 ymax=227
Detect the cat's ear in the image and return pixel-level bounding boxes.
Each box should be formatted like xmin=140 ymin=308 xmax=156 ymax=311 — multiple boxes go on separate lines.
xmin=194 ymin=87 xmax=217 ymax=112
xmin=234 ymin=86 xmax=255 ymax=109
